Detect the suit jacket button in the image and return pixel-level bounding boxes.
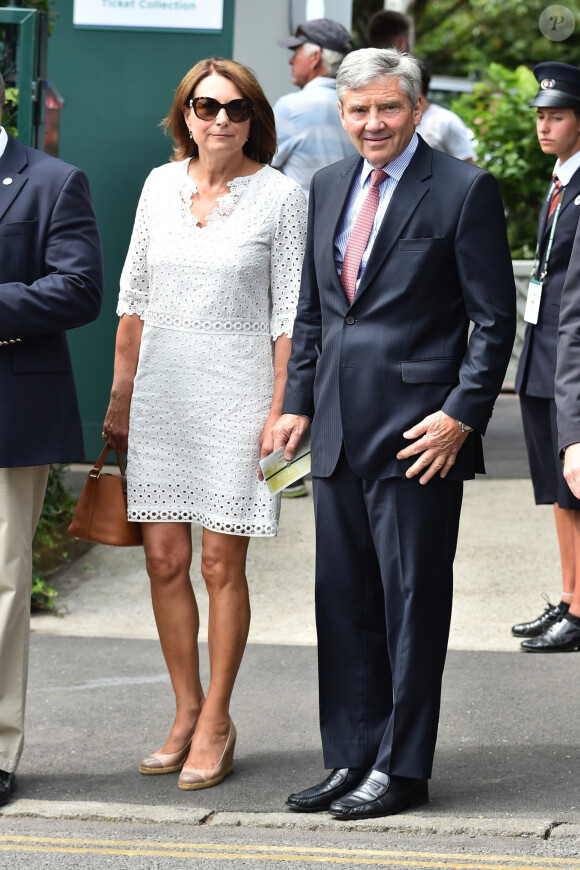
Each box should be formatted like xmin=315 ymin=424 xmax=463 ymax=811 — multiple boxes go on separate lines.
xmin=346 ymin=315 xmax=355 ymax=325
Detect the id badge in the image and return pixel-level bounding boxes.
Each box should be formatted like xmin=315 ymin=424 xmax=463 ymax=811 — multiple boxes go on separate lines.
xmin=524 ymin=279 xmax=543 ymax=325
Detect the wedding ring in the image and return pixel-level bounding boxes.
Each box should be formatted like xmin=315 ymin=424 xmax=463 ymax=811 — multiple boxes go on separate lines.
xmin=101 ymin=431 xmax=107 ymax=441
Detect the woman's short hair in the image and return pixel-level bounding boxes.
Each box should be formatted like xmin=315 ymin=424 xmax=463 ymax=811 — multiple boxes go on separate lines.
xmin=163 ymin=57 xmax=277 ymax=164
xmin=336 ymin=48 xmax=421 ymax=108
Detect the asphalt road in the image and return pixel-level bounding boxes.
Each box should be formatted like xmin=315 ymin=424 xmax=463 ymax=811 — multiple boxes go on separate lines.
xmin=1 ymin=393 xmax=578 ymax=867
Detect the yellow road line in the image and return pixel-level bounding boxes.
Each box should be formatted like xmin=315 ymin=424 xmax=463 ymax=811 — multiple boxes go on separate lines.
xmin=0 ymin=837 xmax=578 ymax=869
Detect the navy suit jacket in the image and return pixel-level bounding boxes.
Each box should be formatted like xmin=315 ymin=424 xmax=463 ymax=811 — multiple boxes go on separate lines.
xmin=283 ymin=137 xmax=516 ymax=480
xmin=0 ymin=135 xmax=103 ymax=467
xmin=515 ymin=166 xmax=580 ymax=398
xmin=556 ymin=216 xmax=580 ymax=452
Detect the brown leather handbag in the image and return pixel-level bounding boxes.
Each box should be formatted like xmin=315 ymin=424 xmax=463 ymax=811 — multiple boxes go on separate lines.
xmin=67 ymin=445 xmax=143 ymax=547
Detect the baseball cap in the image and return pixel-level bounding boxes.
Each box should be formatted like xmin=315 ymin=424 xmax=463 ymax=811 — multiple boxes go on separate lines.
xmin=277 ymin=18 xmax=352 ymax=54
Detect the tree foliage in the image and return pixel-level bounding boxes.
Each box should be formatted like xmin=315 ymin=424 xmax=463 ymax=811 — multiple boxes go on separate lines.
xmin=1 ymin=85 xmax=17 ymax=136
xmin=451 ymin=63 xmax=548 ymax=257
xmin=353 ymin=1 xmax=580 ymax=74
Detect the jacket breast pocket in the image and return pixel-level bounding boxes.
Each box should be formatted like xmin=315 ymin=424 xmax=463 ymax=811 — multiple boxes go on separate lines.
xmin=396 ymin=238 xmax=444 ymax=252
xmin=0 ymin=220 xmax=37 ymax=238
xmin=401 ymin=357 xmax=461 ymax=384
xmin=0 ymin=221 xmax=39 ymax=282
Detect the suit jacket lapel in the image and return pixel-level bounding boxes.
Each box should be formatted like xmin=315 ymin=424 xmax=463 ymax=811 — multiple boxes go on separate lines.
xmin=355 ymin=137 xmax=432 ymax=301
xmin=539 ymin=166 xmax=580 ymax=245
xmin=322 ymin=156 xmax=363 ymax=301
xmin=558 ymin=167 xmax=580 ymax=219
xmin=537 ymin=183 xmax=550 ymax=249
xmin=0 ymin=136 xmax=29 ymax=222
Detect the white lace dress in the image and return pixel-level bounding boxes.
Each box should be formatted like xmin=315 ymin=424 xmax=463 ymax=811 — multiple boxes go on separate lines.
xmin=117 ymin=161 xmax=307 ymax=536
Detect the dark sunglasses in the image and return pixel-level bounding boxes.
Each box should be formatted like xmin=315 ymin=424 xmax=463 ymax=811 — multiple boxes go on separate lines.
xmin=187 ymin=96 xmax=254 ymax=123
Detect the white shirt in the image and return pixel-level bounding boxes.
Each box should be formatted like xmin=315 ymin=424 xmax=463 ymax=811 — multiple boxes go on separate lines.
xmin=334 ymin=133 xmax=419 ymax=291
xmin=554 ymin=150 xmax=580 ymax=186
xmin=0 ymin=127 xmax=8 ymax=159
xmin=417 ymin=103 xmax=475 ymax=161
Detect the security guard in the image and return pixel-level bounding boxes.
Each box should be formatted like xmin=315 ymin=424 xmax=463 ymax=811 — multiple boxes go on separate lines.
xmin=513 ymin=62 xmax=580 ymax=651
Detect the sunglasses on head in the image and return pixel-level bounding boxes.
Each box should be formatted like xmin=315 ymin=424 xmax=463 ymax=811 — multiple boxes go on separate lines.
xmin=187 ymin=96 xmax=254 ymax=123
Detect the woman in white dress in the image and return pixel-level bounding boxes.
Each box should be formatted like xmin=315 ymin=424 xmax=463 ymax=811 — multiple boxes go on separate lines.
xmin=103 ymin=58 xmax=307 ymax=790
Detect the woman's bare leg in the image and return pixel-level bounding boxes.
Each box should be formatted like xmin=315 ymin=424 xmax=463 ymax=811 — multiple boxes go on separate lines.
xmin=569 ymin=512 xmax=580 ymax=619
xmin=553 ymin=505 xmax=577 ymax=605
xmin=183 ymin=528 xmax=250 ymax=770
xmin=142 ymin=521 xmax=205 ymax=752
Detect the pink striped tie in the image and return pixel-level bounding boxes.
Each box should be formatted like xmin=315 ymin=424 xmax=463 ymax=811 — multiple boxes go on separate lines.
xmin=341 ymin=169 xmax=388 ymax=304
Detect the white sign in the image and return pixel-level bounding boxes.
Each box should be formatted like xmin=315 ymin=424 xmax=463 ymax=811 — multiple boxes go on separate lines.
xmin=73 ymin=0 xmax=223 ymax=30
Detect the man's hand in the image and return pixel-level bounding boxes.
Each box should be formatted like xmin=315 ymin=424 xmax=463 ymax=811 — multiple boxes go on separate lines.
xmin=396 ymin=410 xmax=468 ymax=484
xmin=271 ymin=413 xmax=311 ymax=461
xmin=563 ymin=443 xmax=580 ymax=499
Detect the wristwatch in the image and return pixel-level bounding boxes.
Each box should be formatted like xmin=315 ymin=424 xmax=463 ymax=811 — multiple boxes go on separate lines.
xmin=456 ymin=420 xmax=473 ymax=433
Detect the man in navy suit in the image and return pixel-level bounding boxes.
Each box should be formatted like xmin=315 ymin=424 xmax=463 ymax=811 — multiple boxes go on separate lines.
xmin=272 ymin=49 xmax=516 ymax=819
xmin=0 ymin=71 xmax=103 ymax=806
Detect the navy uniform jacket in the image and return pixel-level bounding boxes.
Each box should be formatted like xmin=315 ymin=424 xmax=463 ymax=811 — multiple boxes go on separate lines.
xmin=283 ymin=137 xmax=516 ymax=481
xmin=0 ymin=135 xmax=103 ymax=467
xmin=515 ymin=166 xmax=580 ymax=398
xmin=556 ymin=217 xmax=580 ymax=451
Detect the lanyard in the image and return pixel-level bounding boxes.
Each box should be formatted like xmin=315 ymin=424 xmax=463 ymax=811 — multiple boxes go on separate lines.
xmin=531 ymin=180 xmax=566 ymax=282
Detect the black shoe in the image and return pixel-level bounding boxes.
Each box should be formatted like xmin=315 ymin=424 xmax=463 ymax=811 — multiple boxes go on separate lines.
xmin=0 ymin=771 xmax=15 ymax=808
xmin=329 ymin=770 xmax=428 ymax=820
xmin=511 ymin=596 xmax=569 ymax=637
xmin=286 ymin=768 xmax=367 ymax=812
xmin=520 ymin=615 xmax=580 ymax=652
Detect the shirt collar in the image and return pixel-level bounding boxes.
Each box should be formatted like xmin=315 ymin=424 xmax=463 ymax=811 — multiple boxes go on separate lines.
xmin=360 ymin=132 xmax=419 ymax=186
xmin=0 ymin=127 xmax=8 ymax=159
xmin=554 ymin=149 xmax=580 ymax=186
xmin=303 ymin=76 xmax=337 ymax=91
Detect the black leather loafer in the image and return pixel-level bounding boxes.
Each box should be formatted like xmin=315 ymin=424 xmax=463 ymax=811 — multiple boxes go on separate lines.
xmin=286 ymin=768 xmax=367 ymax=812
xmin=520 ymin=616 xmax=580 ymax=652
xmin=329 ymin=770 xmax=428 ymax=820
xmin=0 ymin=771 xmax=15 ymax=808
xmin=512 ymin=598 xmax=568 ymax=637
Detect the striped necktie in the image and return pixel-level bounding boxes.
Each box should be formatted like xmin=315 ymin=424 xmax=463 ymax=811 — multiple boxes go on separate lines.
xmin=548 ymin=176 xmax=563 ymax=220
xmin=340 ymin=169 xmax=388 ymax=304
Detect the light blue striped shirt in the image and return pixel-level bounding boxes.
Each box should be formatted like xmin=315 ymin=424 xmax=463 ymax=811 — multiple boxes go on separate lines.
xmin=335 ymin=133 xmax=419 ymax=292
xmin=272 ymin=77 xmax=357 ymax=201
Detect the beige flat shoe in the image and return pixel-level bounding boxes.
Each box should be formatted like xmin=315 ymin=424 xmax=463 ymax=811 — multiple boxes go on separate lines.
xmin=178 ymin=720 xmax=236 ymax=790
xmin=139 ymin=738 xmax=193 ymax=775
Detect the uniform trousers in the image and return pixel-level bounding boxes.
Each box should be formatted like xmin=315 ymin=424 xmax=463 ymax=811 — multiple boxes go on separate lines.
xmin=312 ymin=449 xmax=463 ymax=780
xmin=0 ymin=465 xmax=50 ymax=774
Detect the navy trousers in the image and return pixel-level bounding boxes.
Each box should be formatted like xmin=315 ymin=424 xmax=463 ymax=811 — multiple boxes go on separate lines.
xmin=312 ymin=449 xmax=463 ymax=780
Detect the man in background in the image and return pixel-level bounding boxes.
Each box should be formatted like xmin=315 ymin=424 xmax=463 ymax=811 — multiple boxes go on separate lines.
xmin=0 ymin=70 xmax=103 ymax=806
xmin=367 ymin=8 xmax=414 ymax=52
xmin=274 ymin=18 xmax=356 ymax=497
xmin=273 ymin=17 xmax=356 ymax=202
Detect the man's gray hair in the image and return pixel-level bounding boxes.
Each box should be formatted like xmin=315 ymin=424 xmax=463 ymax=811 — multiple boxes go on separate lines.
xmin=336 ymin=48 xmax=421 ymax=107
xmin=302 ymin=42 xmax=347 ymax=79
xmin=0 ymin=71 xmax=4 ymax=111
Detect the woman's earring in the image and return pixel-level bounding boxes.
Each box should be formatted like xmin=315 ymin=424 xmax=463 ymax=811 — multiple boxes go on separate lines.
xmin=189 ymin=129 xmax=193 ymax=139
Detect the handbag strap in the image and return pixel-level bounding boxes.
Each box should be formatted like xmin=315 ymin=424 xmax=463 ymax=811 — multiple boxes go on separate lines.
xmin=89 ymin=445 xmax=127 ymax=479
